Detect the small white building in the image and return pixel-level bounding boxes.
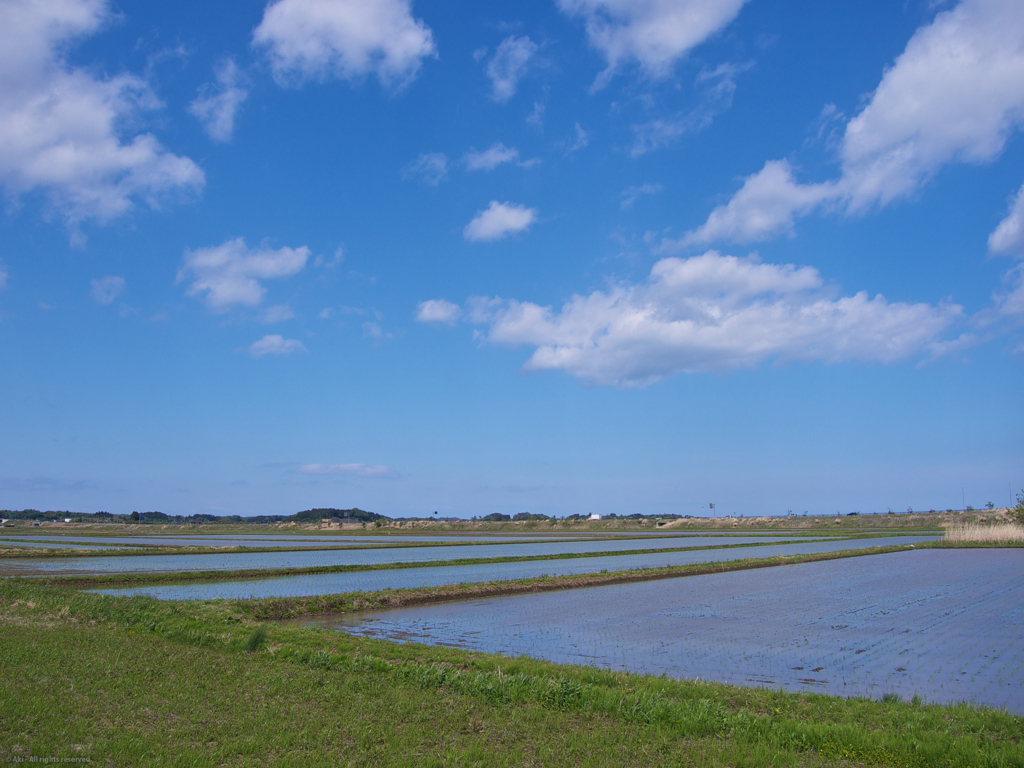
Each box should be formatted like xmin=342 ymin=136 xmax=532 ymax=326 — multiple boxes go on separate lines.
xmin=589 ymin=513 xmax=602 ymax=520
xmin=63 ymin=518 xmax=73 ymax=523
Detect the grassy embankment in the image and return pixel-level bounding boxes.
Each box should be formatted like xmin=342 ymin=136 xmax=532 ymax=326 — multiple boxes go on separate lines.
xmin=2 ymin=574 xmax=1021 ymax=768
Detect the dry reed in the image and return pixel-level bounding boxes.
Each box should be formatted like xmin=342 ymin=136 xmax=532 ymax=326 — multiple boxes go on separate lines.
xmin=943 ymin=523 xmax=1024 ymax=543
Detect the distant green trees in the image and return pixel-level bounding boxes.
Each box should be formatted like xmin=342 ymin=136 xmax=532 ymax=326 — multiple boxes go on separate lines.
xmin=1013 ymin=491 xmax=1024 ymax=526
xmin=293 ymin=508 xmax=385 ymax=523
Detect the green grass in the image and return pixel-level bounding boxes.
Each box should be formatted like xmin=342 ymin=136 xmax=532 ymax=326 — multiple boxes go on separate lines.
xmin=1 ymin=578 xmax=1021 ymax=767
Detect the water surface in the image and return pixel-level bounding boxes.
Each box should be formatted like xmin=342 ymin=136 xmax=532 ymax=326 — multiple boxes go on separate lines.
xmin=4 ymin=535 xmax=840 ymax=576
xmin=87 ymin=536 xmax=937 ymax=599
xmin=318 ymin=549 xmax=1024 ymax=713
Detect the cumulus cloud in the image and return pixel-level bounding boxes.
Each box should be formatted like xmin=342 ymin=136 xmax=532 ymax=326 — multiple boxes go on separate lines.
xmin=189 ymin=59 xmax=249 ymax=142
xmin=248 ymin=334 xmax=307 ymax=356
xmin=463 ymin=201 xmax=538 ymax=242
xmin=403 ymin=152 xmax=447 ymax=185
xmin=252 ymin=0 xmax=436 ymax=87
xmin=686 ymin=0 xmax=1024 ymax=245
xmin=486 ymin=35 xmax=537 ymax=102
xmin=456 ymin=251 xmax=963 ymax=387
xmin=90 ymin=275 xmax=124 ymax=305
xmin=0 ymin=0 xmax=203 ymax=224
xmin=680 ymin=160 xmax=836 ymax=247
xmin=416 ymin=298 xmax=461 ymax=324
xmin=463 ymin=142 xmax=521 ymax=171
xmin=177 ymin=238 xmax=309 ymax=310
xmin=298 ymin=463 xmax=395 ymax=477
xmin=558 ymin=0 xmax=750 ymax=88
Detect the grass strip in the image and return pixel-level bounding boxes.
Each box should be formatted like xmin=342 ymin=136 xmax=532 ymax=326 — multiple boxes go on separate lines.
xmin=0 ymin=574 xmax=1019 ymax=767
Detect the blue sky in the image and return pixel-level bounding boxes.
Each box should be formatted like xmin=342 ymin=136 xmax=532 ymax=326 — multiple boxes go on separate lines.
xmin=1 ymin=0 xmax=1022 ymax=517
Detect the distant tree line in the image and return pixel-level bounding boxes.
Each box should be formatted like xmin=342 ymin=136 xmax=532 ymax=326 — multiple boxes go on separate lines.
xmin=0 ymin=507 xmax=386 ymax=524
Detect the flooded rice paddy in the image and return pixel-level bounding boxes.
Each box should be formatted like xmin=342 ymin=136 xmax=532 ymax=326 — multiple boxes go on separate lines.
xmin=312 ymin=549 xmax=1024 ymax=713
xmin=0 ymin=539 xmax=129 ymax=550
xmin=1 ymin=534 xmax=858 ymax=576
xmin=86 ymin=535 xmax=938 ymax=598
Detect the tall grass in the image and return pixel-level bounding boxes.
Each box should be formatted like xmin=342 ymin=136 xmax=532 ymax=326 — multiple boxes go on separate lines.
xmin=944 ymin=523 xmax=1024 ymax=543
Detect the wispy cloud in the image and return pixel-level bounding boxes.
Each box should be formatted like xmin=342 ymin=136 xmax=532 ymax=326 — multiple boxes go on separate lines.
xmin=620 ymin=183 xmax=664 ymax=209
xmin=190 ymin=59 xmax=249 ymax=142
xmin=630 ymin=62 xmax=751 ymax=157
xmin=298 ymin=463 xmax=396 ymax=477
xmin=403 ymin=152 xmax=448 ymax=185
xmin=91 ymin=276 xmax=125 ymax=305
xmin=486 ymin=35 xmax=537 ymax=101
xmin=463 ymin=142 xmax=538 ymax=171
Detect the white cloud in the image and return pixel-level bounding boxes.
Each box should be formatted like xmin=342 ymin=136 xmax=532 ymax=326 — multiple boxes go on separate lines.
xmin=463 ymin=142 xmax=520 ymax=171
xmin=416 ymin=298 xmax=461 ymax=324
xmin=0 ymin=0 xmax=204 ymax=224
xmin=987 ymin=186 xmax=1024 ymax=322
xmin=557 ymin=0 xmax=750 ymax=88
xmin=840 ymin=0 xmax=1024 ymax=212
xmin=486 ymin=35 xmax=537 ymax=102
xmin=90 ymin=275 xmax=124 ymax=305
xmin=177 ymin=238 xmax=309 ymax=310
xmin=680 ymin=160 xmax=836 ymax=246
xmin=403 ymin=152 xmax=447 ymax=185
xmin=989 ymin=181 xmax=1024 ymax=256
xmin=464 ymin=201 xmax=538 ymax=242
xmin=687 ymin=0 xmax=1024 ymax=244
xmin=620 ymin=183 xmax=664 ymax=209
xmin=260 ymin=304 xmax=295 ymax=323
xmin=252 ymin=0 xmax=436 ymax=87
xmin=459 ymin=251 xmax=963 ymax=387
xmin=248 ymin=334 xmax=308 ymax=356
xmin=298 ymin=463 xmax=395 ymax=477
xmin=189 ymin=59 xmax=249 ymax=142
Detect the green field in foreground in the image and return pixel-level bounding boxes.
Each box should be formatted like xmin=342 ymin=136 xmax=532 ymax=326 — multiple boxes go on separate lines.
xmin=2 ymin=577 xmax=1021 ymax=767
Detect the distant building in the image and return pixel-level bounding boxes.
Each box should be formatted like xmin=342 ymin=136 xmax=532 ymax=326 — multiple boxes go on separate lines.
xmin=589 ymin=513 xmax=602 ymax=520
xmin=63 ymin=518 xmax=72 ymax=523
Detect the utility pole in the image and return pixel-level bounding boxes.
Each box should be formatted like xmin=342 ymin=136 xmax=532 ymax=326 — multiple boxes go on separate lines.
xmin=710 ymin=502 xmax=716 ymax=518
